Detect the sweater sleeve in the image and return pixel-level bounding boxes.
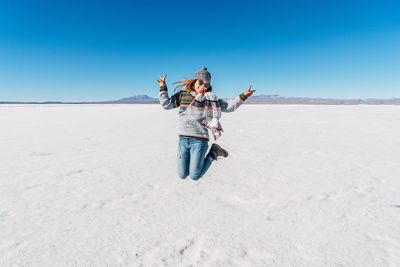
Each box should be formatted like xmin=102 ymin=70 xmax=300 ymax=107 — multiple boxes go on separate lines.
xmin=219 ymin=94 xmax=247 ymax=113
xmin=159 ymin=85 xmax=181 ymax=110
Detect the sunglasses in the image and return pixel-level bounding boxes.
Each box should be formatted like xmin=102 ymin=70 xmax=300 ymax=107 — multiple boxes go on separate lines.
xmin=197 ymin=79 xmax=210 ymax=88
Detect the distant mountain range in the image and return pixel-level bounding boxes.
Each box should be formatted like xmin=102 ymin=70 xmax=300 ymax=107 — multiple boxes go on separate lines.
xmin=1 ymin=94 xmax=400 ymax=105
xmin=104 ymin=95 xmax=158 ymax=104
xmin=246 ymin=95 xmax=400 ymax=105
xmin=0 ymin=95 xmax=159 ymax=104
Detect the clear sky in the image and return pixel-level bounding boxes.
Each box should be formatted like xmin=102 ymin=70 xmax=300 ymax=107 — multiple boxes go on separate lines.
xmin=0 ymin=0 xmax=399 ymax=101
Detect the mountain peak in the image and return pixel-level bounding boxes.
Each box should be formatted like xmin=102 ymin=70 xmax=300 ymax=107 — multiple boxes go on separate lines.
xmin=112 ymin=95 xmax=158 ymax=103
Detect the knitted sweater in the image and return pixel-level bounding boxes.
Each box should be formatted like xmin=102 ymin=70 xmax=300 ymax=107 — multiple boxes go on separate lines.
xmin=159 ymin=85 xmax=248 ymax=140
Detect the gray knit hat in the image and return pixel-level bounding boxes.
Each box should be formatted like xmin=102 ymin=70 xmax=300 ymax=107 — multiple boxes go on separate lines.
xmin=194 ymin=67 xmax=211 ymax=84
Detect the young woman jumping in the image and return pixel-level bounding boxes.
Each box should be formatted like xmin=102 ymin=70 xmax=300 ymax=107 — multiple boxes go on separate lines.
xmin=158 ymin=67 xmax=254 ymax=180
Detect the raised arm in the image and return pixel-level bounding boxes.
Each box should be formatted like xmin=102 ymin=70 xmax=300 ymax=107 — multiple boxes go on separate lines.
xmin=158 ymin=74 xmax=180 ymax=110
xmin=220 ymin=85 xmax=255 ymax=113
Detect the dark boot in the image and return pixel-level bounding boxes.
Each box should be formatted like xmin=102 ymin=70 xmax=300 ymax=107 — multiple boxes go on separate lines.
xmin=208 ymin=144 xmax=228 ymax=160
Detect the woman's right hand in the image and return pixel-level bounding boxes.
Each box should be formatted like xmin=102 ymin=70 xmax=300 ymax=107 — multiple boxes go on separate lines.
xmin=243 ymin=85 xmax=256 ymax=97
xmin=157 ymin=74 xmax=167 ymax=86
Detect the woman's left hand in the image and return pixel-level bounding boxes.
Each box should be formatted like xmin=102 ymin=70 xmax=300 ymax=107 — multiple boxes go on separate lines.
xmin=243 ymin=85 xmax=256 ymax=97
xmin=157 ymin=74 xmax=167 ymax=86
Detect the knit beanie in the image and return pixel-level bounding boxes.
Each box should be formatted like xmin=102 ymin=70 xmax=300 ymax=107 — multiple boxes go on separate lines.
xmin=194 ymin=67 xmax=212 ymax=84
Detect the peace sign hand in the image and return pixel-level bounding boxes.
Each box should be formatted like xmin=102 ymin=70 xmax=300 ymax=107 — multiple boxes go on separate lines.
xmin=157 ymin=74 xmax=167 ymax=86
xmin=243 ymin=85 xmax=256 ymax=97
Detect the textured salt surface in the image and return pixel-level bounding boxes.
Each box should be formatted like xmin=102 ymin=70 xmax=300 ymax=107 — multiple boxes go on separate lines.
xmin=1 ymin=104 xmax=399 ymax=266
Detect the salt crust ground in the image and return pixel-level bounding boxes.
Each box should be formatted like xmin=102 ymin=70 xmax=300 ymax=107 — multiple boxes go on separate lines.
xmin=1 ymin=104 xmax=400 ymax=267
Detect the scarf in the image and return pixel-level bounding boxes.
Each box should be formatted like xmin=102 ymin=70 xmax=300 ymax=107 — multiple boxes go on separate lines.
xmin=185 ymin=91 xmax=223 ymax=140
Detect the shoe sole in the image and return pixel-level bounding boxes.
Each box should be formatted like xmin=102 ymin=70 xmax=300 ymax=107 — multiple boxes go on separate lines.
xmin=211 ymin=144 xmax=228 ymax=158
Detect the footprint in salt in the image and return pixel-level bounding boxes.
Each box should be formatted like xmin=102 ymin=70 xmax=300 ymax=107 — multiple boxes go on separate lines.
xmin=130 ymin=183 xmax=155 ymax=204
xmin=30 ymin=151 xmax=53 ymax=157
xmin=0 ymin=210 xmax=9 ymax=220
xmin=65 ymin=169 xmax=85 ymax=177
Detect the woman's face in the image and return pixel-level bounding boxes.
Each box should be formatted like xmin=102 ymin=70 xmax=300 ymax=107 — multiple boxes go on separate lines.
xmin=194 ymin=79 xmax=210 ymax=94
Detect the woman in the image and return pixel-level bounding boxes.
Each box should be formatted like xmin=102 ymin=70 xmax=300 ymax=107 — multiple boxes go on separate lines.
xmin=158 ymin=67 xmax=254 ymax=180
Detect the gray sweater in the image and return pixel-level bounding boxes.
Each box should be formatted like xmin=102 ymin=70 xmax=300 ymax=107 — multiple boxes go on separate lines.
xmin=159 ymin=86 xmax=247 ymax=140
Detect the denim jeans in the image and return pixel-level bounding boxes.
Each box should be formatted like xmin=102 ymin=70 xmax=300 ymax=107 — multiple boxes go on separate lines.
xmin=177 ymin=136 xmax=214 ymax=180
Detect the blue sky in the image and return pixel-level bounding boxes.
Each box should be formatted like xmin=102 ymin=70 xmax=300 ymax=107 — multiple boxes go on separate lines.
xmin=0 ymin=0 xmax=399 ymax=101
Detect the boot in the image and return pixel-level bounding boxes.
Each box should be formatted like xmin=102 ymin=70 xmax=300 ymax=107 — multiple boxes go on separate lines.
xmin=208 ymin=144 xmax=228 ymax=160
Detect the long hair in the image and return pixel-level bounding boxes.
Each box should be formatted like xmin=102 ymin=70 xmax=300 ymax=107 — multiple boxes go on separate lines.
xmin=173 ymin=79 xmax=212 ymax=93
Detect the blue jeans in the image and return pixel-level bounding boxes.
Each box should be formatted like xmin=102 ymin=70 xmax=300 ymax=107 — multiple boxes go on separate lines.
xmin=177 ymin=136 xmax=214 ymax=180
